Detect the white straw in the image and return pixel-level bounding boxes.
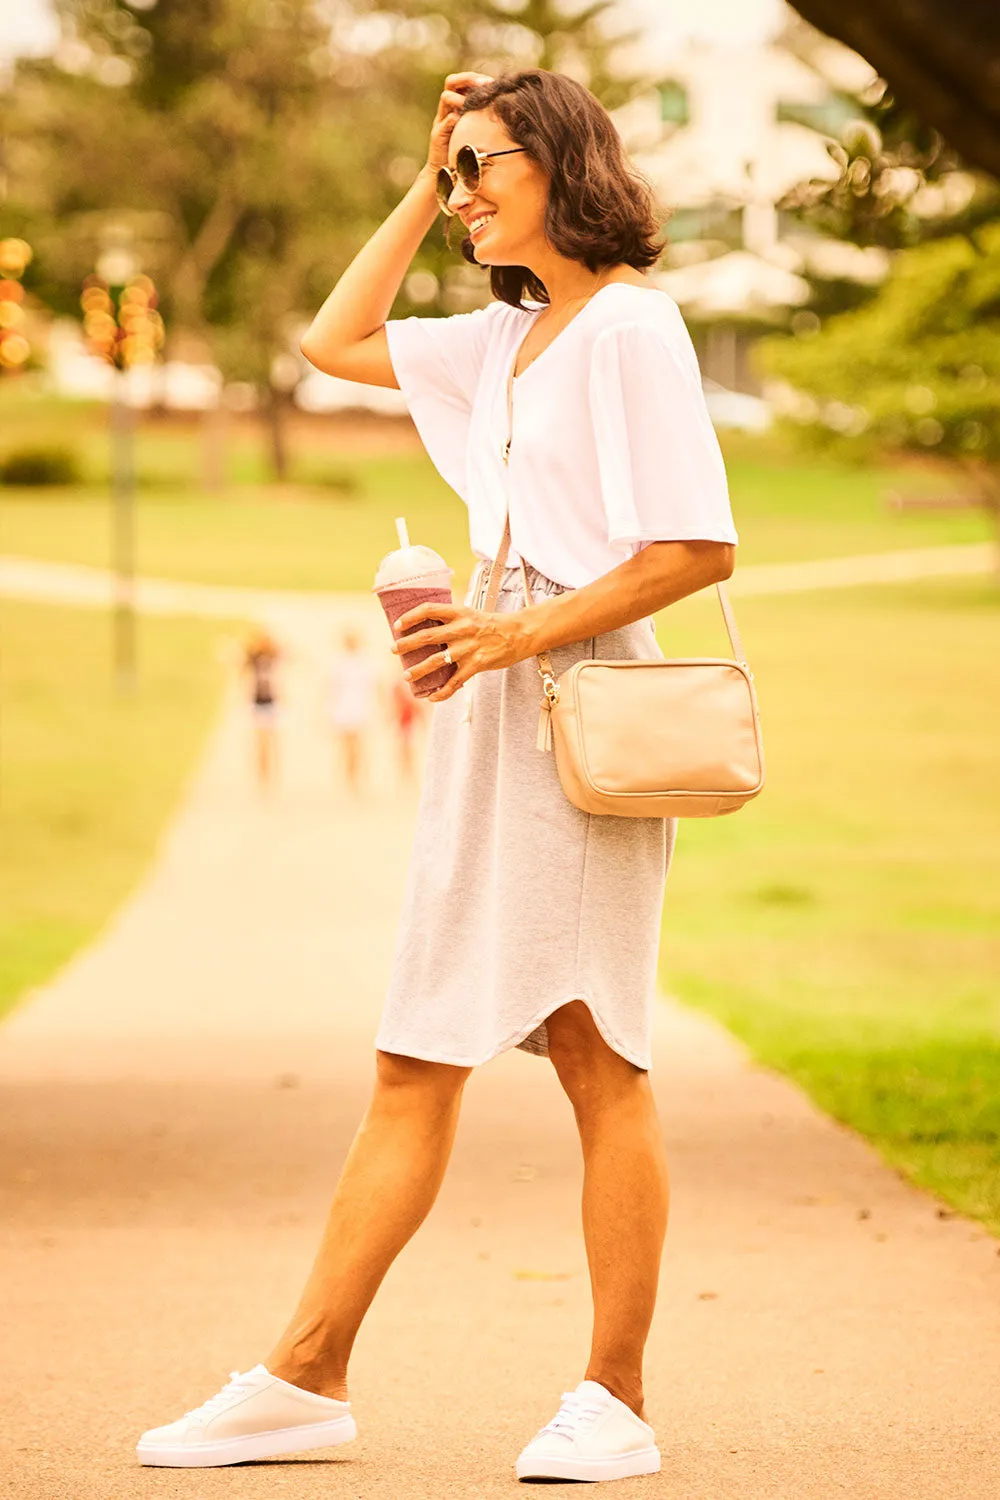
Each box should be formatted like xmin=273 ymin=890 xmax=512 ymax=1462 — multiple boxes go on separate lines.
xmin=395 ymin=516 xmax=410 ymax=549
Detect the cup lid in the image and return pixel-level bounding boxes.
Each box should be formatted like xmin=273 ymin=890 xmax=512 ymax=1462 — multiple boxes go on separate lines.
xmin=373 ymin=544 xmax=452 ymax=591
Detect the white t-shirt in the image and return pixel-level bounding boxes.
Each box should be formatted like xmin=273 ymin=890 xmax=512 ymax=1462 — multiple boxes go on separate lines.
xmin=385 ymin=283 xmax=737 ymax=589
xmin=327 ymin=651 xmax=377 ymax=730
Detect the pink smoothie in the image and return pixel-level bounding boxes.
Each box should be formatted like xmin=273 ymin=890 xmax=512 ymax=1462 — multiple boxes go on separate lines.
xmin=377 ymin=585 xmax=456 ymax=698
xmin=373 ymin=535 xmax=457 ymax=699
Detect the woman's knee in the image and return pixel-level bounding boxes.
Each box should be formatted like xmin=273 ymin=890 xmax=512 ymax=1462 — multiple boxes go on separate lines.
xmin=374 ymin=1049 xmax=471 ymax=1109
xmin=546 ymin=1001 xmax=639 ymax=1105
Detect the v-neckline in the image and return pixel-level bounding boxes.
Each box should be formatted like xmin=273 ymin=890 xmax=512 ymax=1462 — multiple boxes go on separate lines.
xmin=509 ymin=281 xmax=662 ymax=384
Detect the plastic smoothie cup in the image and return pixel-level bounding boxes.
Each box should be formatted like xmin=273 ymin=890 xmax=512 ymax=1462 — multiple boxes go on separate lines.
xmin=373 ymin=518 xmax=457 ymax=699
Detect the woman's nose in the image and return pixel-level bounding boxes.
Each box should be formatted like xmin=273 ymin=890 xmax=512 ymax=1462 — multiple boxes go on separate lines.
xmin=448 ymin=179 xmax=474 ymax=216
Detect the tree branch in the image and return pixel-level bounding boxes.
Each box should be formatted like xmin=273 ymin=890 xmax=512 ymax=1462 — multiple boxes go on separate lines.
xmin=167 ymin=183 xmax=242 ymax=332
xmin=791 ymin=1 xmax=1000 ymax=178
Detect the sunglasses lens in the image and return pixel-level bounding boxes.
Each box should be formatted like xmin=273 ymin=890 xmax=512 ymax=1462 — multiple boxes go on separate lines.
xmin=456 ymin=145 xmax=481 ymax=193
xmin=435 ymin=167 xmax=454 ymax=214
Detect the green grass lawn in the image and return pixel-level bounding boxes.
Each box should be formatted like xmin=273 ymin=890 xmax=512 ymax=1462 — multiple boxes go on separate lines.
xmin=0 ymin=459 xmax=476 ymax=594
xmin=656 ymin=577 xmax=1000 ymax=1232
xmin=0 ymin=393 xmax=992 ymax=590
xmin=0 ymin=599 xmax=232 ymax=1022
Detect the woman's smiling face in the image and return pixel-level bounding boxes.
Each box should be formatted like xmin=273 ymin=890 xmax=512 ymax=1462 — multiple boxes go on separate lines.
xmin=446 ymin=109 xmax=549 ymax=267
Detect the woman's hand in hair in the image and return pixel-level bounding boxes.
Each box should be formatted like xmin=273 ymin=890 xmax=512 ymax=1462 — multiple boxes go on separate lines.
xmin=390 ymin=601 xmax=530 ymax=701
xmin=426 ymin=72 xmax=493 ymax=171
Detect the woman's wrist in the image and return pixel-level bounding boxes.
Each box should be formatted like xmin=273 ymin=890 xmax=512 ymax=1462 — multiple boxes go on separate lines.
xmin=405 ymin=166 xmax=441 ymax=227
xmin=509 ymin=603 xmax=549 ymax=663
xmin=415 ymin=163 xmax=440 ymax=195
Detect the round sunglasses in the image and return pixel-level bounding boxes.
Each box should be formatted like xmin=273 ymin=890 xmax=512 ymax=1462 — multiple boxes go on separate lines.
xmin=435 ymin=145 xmax=525 ymax=216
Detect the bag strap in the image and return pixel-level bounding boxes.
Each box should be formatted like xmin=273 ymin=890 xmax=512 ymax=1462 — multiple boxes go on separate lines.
xmin=715 ymin=579 xmax=746 ymax=662
xmin=481 ymin=342 xmax=747 ymax=666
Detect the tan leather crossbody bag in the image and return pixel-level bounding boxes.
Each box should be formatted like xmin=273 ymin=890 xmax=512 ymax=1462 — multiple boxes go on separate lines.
xmin=478 ymin=359 xmax=765 ymax=820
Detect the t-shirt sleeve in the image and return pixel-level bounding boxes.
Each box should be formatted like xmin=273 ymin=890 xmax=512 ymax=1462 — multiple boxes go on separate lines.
xmin=385 ymin=305 xmax=498 ymax=500
xmin=589 ymin=319 xmax=738 ymax=554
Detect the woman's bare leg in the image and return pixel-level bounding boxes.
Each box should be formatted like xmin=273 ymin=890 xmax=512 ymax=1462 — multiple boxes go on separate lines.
xmin=341 ymin=730 xmax=363 ymax=796
xmin=545 ymin=1001 xmax=670 ymax=1421
xmin=266 ymin=1050 xmax=471 ymax=1399
xmin=255 ymin=724 xmax=275 ymax=789
xmin=397 ymin=727 xmax=415 ymax=783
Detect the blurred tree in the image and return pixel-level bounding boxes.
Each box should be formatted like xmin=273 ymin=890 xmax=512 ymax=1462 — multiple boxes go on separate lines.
xmin=3 ymin=0 xmax=641 ymax=478
xmin=788 ymin=2 xmax=1000 ymax=181
xmin=774 ymin=15 xmax=1000 ymax=319
xmin=759 ymin=224 xmax=1000 ymax=560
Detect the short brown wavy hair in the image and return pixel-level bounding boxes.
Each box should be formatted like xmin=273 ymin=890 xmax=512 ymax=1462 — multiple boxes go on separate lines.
xmin=453 ymin=69 xmax=665 ymax=309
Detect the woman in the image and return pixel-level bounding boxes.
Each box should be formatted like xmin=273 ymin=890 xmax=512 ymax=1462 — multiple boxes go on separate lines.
xmin=387 ymin=670 xmax=425 ymax=786
xmin=137 ymin=69 xmax=737 ymax=1483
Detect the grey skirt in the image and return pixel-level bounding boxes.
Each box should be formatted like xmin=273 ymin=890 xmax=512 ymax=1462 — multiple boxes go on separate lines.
xmin=374 ymin=562 xmax=676 ymax=1070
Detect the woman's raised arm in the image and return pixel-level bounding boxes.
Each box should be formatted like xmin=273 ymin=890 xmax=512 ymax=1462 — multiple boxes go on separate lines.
xmin=299 ymin=71 xmax=491 ymax=388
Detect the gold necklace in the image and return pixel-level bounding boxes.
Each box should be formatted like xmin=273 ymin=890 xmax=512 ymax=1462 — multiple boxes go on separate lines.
xmin=539 ymin=280 xmax=611 ymax=330
xmin=544 ymin=272 xmax=616 ymax=323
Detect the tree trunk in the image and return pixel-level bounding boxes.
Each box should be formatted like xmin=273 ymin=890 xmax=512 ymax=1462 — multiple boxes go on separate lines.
xmin=202 ymin=399 xmax=227 ymax=494
xmin=265 ymin=384 xmax=289 ymax=482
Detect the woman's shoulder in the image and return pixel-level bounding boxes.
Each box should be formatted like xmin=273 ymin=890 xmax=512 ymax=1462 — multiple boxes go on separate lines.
xmin=482 ymin=297 xmax=537 ymax=331
xmin=426 ymin=296 xmax=533 ymax=352
xmin=590 ymin=283 xmax=688 ymax=342
xmin=394 ymin=297 xmax=529 ymax=339
xmin=441 ymin=297 xmax=534 ymax=325
xmin=586 ymin=284 xmax=699 ymax=379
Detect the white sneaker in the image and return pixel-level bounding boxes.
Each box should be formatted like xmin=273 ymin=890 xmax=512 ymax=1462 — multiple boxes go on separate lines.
xmin=136 ymin=1364 xmax=357 ymax=1467
xmin=515 ymin=1380 xmax=660 ymax=1483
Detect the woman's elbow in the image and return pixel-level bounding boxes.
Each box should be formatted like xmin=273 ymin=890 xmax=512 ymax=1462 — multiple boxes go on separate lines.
xmin=677 ymin=539 xmax=735 ymax=584
xmin=300 ymin=335 xmax=348 ymax=379
xmin=299 ymin=328 xmax=325 ymax=370
xmin=714 ymin=543 xmax=736 ymax=582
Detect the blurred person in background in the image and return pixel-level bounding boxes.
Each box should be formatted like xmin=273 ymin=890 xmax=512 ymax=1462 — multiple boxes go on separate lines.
xmin=243 ymin=628 xmax=282 ymax=791
xmin=138 ymin=68 xmax=736 ymax=1483
xmin=326 ymin=627 xmax=377 ymax=797
xmin=387 ymin=671 xmax=425 ymax=786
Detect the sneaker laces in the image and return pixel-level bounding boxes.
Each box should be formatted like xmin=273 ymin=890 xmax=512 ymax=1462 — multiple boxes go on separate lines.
xmin=184 ymin=1370 xmax=258 ymax=1422
xmin=542 ymin=1388 xmax=610 ymax=1439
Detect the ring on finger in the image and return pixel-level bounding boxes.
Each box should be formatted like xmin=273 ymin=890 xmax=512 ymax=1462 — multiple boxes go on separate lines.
xmin=443 ymin=647 xmax=454 ymax=666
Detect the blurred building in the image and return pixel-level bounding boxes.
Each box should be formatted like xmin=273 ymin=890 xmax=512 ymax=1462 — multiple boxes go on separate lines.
xmin=613 ymin=26 xmax=889 ymax=391
xmin=47 ymin=319 xmax=223 ymax=409
xmin=296 ymin=367 xmax=408 ymax=419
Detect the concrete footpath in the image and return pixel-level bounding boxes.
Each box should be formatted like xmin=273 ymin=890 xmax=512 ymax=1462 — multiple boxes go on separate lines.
xmin=1 ymin=583 xmax=998 ymax=1500
xmin=1 ymin=540 xmax=995 ymax=620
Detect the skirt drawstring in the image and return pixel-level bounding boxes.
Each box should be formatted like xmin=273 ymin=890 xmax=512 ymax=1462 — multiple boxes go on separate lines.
xmin=463 ymin=562 xmax=488 ymax=728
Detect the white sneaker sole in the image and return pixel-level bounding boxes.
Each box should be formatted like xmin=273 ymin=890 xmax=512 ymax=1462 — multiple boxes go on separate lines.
xmin=136 ymin=1413 xmax=357 ymax=1468
xmin=516 ymin=1444 xmax=661 ymax=1482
